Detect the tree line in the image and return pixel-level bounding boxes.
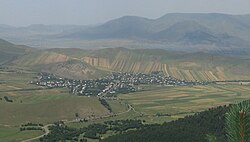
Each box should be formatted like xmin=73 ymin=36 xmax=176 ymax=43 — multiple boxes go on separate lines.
xmin=40 ymin=119 xmax=145 ymax=141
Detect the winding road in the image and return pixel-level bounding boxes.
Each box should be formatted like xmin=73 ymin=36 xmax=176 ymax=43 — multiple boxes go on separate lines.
xmin=21 ymin=124 xmax=53 ymax=142
xmin=21 ymin=103 xmax=138 ymax=142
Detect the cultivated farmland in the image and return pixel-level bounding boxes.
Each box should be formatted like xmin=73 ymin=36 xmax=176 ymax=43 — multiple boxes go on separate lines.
xmin=119 ymin=85 xmax=250 ymax=115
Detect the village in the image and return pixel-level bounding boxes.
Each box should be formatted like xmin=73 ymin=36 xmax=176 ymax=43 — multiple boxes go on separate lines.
xmin=31 ymin=71 xmax=211 ymax=98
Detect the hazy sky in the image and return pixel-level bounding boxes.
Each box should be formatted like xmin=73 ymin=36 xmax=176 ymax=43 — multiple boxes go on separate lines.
xmin=0 ymin=0 xmax=250 ymax=26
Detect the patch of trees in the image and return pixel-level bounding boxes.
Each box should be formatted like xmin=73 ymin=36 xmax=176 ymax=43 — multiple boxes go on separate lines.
xmin=21 ymin=123 xmax=43 ymax=127
xmin=101 ymin=105 xmax=230 ymax=142
xmin=83 ymin=124 xmax=109 ymax=139
xmin=20 ymin=123 xmax=44 ymax=132
xmin=99 ymin=98 xmax=112 ymax=112
xmin=155 ymin=113 xmax=171 ymax=116
xmin=4 ymin=96 xmax=13 ymax=102
xmin=79 ymin=139 xmax=87 ymax=142
xmin=20 ymin=127 xmax=43 ymax=131
xmin=40 ymin=119 xmax=145 ymax=141
xmin=40 ymin=122 xmax=85 ymax=142
xmin=104 ymin=120 xmax=144 ymax=132
xmin=83 ymin=120 xmax=145 ymax=139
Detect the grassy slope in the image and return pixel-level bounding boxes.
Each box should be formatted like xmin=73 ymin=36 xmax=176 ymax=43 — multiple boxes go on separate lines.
xmin=0 ymin=127 xmax=43 ymax=142
xmin=0 ymin=94 xmax=110 ymax=126
xmin=0 ymin=67 xmax=110 ymax=141
xmin=0 ymin=39 xmax=32 ymax=65
xmin=0 ymin=71 xmax=110 ymax=126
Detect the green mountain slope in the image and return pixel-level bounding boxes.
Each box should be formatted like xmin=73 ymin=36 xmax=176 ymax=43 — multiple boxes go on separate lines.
xmin=0 ymin=39 xmax=31 ymax=65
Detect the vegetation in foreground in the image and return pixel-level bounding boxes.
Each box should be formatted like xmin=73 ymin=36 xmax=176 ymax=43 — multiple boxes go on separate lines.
xmin=40 ymin=119 xmax=145 ymax=142
xmin=37 ymin=102 xmax=236 ymax=142
xmin=226 ymin=102 xmax=250 ymax=142
xmin=102 ymin=101 xmax=250 ymax=142
xmin=37 ymin=101 xmax=250 ymax=142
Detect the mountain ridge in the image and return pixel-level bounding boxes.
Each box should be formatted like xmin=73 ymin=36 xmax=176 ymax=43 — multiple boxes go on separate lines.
xmin=59 ymin=13 xmax=250 ymax=55
xmin=1 ymin=13 xmax=250 ymax=57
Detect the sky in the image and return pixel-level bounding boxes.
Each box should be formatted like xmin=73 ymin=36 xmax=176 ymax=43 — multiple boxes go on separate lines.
xmin=0 ymin=0 xmax=250 ymax=26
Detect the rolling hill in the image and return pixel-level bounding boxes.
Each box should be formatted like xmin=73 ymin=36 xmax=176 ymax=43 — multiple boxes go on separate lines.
xmin=0 ymin=39 xmax=107 ymax=79
xmin=50 ymin=47 xmax=250 ymax=81
xmin=63 ymin=16 xmax=152 ymax=39
xmin=1 ymin=39 xmax=250 ymax=81
xmin=0 ymin=39 xmax=32 ymax=65
xmin=11 ymin=50 xmax=108 ymax=79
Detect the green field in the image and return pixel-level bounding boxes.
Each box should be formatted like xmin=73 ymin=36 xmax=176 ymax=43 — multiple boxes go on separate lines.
xmin=0 ymin=70 xmax=113 ymax=141
xmin=66 ymin=84 xmax=250 ymax=141
xmin=68 ymin=84 xmax=250 ymax=127
xmin=0 ymin=71 xmax=110 ymax=126
xmin=0 ymin=127 xmax=43 ymax=142
xmin=119 ymin=85 xmax=250 ymax=115
xmin=67 ymin=84 xmax=250 ymax=141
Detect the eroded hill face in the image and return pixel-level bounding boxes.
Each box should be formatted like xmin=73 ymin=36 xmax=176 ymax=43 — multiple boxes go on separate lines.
xmin=1 ymin=39 xmax=249 ymax=81
xmin=52 ymin=48 xmax=250 ymax=81
xmin=4 ymin=48 xmax=107 ymax=80
xmin=83 ymin=55 xmax=224 ymax=81
xmin=0 ymin=39 xmax=107 ymax=79
xmin=13 ymin=51 xmax=69 ymax=66
xmin=82 ymin=50 xmax=225 ymax=81
xmin=41 ymin=60 xmax=108 ymax=80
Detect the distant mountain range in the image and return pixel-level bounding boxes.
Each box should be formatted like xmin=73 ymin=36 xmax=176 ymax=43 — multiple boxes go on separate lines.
xmin=62 ymin=13 xmax=250 ymax=50
xmin=0 ymin=24 xmax=88 ymax=34
xmin=1 ymin=13 xmax=250 ymax=57
xmin=64 ymin=13 xmax=250 ymax=40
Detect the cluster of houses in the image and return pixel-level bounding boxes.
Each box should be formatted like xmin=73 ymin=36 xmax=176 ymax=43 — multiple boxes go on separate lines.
xmin=110 ymin=71 xmax=209 ymax=86
xmin=31 ymin=72 xmax=211 ymax=98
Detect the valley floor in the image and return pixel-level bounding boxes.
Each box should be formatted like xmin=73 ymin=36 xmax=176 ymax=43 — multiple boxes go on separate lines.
xmin=1 ymin=69 xmax=250 ymax=141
